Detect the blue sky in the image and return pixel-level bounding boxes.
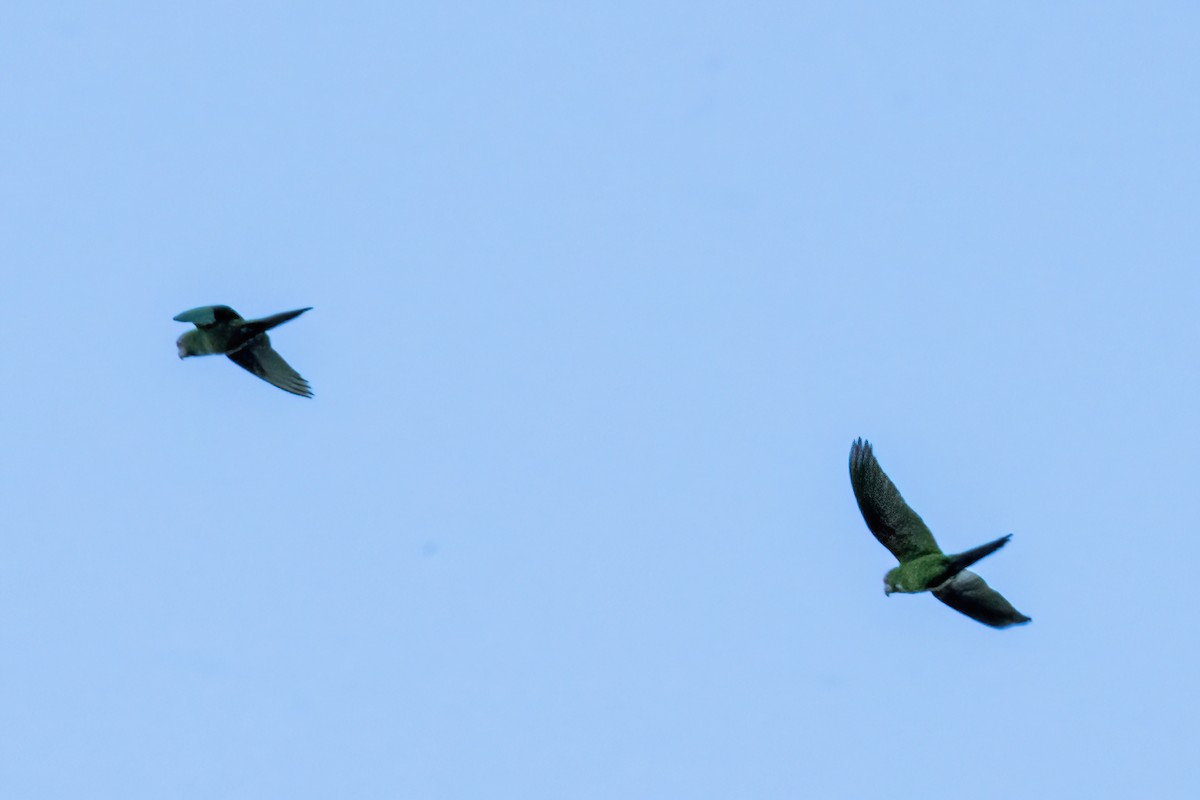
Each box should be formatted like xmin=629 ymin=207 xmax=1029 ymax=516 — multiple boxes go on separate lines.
xmin=1 ymin=2 xmax=1197 ymax=797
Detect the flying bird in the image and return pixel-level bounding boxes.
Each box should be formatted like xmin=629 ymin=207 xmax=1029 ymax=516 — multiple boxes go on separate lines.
xmin=174 ymin=305 xmax=313 ymax=397
xmin=848 ymin=438 xmax=1030 ymax=628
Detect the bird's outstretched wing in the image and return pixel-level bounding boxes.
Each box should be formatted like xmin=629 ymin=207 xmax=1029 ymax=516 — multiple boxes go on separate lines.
xmin=173 ymin=305 xmax=242 ymax=327
xmin=932 ymin=570 xmax=1031 ymax=628
xmin=849 ymin=438 xmax=941 ymax=562
xmin=227 ymin=333 xmax=313 ymax=397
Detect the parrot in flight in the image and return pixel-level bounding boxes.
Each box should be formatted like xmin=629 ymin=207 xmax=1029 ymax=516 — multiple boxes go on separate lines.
xmin=848 ymin=438 xmax=1030 ymax=628
xmin=174 ymin=305 xmax=313 ymax=397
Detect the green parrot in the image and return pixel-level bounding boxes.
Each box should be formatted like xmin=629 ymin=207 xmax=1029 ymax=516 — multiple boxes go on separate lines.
xmin=848 ymin=438 xmax=1030 ymax=628
xmin=174 ymin=305 xmax=313 ymax=397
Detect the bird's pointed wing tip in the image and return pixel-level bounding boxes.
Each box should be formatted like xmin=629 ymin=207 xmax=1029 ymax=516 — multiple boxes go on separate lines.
xmin=849 ymin=437 xmax=874 ymax=469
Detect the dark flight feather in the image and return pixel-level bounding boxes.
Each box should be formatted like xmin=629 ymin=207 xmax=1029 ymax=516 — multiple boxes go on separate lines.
xmin=932 ymin=570 xmax=1032 ymax=628
xmin=848 ymin=438 xmax=941 ymax=563
xmin=227 ymin=333 xmax=313 ymax=398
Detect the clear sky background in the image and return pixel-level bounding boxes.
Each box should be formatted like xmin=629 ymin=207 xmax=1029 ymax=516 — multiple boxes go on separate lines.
xmin=1 ymin=2 xmax=1197 ymax=798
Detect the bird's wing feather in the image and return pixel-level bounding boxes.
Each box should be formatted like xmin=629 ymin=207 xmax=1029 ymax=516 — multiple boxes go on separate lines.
xmin=932 ymin=570 xmax=1031 ymax=628
xmin=226 ymin=333 xmax=313 ymax=397
xmin=848 ymin=438 xmax=941 ymax=562
xmin=173 ymin=305 xmax=242 ymax=327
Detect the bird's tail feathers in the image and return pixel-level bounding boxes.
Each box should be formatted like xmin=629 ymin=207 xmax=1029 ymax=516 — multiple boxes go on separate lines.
xmin=246 ymin=307 xmax=312 ymax=334
xmin=946 ymin=534 xmax=1012 ymax=577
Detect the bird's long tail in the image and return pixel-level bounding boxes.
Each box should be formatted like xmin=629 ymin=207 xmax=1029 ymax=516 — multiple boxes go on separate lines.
xmin=945 ymin=534 xmax=1012 ymax=577
xmin=245 ymin=307 xmax=312 ymax=335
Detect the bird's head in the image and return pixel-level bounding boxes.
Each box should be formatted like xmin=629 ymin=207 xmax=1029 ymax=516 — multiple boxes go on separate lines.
xmin=883 ymin=567 xmax=902 ymax=596
xmin=176 ymin=331 xmax=196 ymax=359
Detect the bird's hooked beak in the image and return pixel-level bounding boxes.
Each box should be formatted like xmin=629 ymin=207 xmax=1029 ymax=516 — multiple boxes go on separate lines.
xmin=176 ymin=336 xmax=188 ymax=359
xmin=883 ymin=585 xmax=894 ymax=597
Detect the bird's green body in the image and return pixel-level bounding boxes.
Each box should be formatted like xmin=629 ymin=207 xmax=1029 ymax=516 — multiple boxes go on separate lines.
xmin=177 ymin=327 xmax=234 ymax=357
xmin=885 ymin=555 xmax=955 ymax=595
xmin=848 ymin=438 xmax=1030 ymax=628
xmin=174 ymin=305 xmax=314 ymax=397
